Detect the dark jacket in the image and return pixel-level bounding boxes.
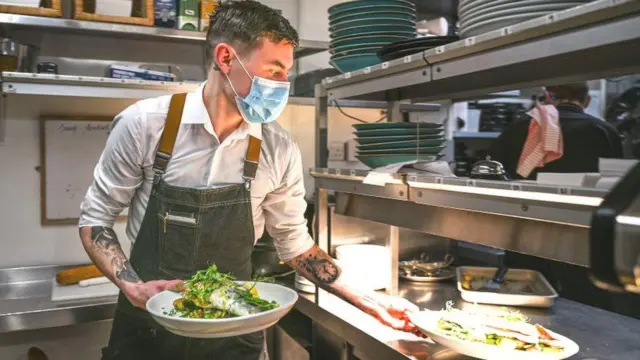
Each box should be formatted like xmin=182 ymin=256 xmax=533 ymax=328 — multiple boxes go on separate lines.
xmin=488 ymin=103 xmax=624 ymax=180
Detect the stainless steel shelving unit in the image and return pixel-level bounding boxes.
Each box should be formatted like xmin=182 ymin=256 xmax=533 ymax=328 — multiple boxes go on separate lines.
xmin=0 ymin=14 xmax=329 ymax=58
xmin=312 ymin=0 xmax=640 ymax=278
xmin=311 ymin=169 xmax=604 ymax=267
xmin=317 ymin=0 xmax=640 ymax=102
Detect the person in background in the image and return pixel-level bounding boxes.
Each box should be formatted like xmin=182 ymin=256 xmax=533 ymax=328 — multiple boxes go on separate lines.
xmin=489 ymin=82 xmax=623 ymax=180
xmin=487 ymin=83 xmax=639 ymax=318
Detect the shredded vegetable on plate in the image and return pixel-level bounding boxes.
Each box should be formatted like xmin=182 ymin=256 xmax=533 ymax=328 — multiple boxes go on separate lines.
xmin=433 ymin=301 xmax=565 ymax=353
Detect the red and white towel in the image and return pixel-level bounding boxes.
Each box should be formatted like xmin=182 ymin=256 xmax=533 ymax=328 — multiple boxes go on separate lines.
xmin=516 ymin=104 xmax=564 ymax=178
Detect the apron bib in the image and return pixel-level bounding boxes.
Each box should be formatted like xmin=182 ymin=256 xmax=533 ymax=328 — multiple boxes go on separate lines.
xmin=102 ymin=93 xmax=265 ymax=360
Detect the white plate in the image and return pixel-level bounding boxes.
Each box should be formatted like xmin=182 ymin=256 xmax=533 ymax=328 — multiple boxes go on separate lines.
xmin=146 ymin=282 xmax=298 ymax=338
xmin=459 ymin=3 xmax=583 ymax=28
xmin=408 ymin=311 xmax=580 ymax=360
xmin=460 ymin=12 xmax=551 ymax=37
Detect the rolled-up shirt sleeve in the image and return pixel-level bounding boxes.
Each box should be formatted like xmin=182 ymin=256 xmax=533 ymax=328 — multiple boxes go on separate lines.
xmin=263 ymin=142 xmax=315 ymax=262
xmin=79 ymin=104 xmax=145 ymax=228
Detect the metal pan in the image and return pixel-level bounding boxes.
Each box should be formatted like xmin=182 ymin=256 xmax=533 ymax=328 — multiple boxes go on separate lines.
xmin=457 ymin=266 xmax=558 ymax=308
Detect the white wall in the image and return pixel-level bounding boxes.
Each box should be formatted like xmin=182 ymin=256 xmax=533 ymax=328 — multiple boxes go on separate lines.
xmin=0 ymin=96 xmax=380 ymax=268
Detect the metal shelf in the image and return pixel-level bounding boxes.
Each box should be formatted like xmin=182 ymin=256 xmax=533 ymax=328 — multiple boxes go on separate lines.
xmin=320 ymin=0 xmax=640 ymax=101
xmin=0 ymin=14 xmax=328 ymax=59
xmin=311 ymin=168 xmax=606 ymax=266
xmin=0 ymin=72 xmax=200 ymax=99
xmin=453 ymin=131 xmax=501 ymax=139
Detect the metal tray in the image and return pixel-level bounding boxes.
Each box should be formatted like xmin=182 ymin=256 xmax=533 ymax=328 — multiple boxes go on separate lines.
xmin=456 ymin=266 xmax=558 ymax=308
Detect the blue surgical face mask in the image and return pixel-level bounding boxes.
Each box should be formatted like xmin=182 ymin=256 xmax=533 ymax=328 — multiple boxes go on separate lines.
xmin=224 ymin=49 xmax=290 ymax=124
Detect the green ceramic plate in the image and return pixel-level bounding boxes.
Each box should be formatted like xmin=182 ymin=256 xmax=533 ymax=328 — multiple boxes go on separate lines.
xmin=330 ymin=10 xmax=416 ymax=24
xmin=329 ymin=0 xmax=415 ymax=15
xmin=357 ymin=139 xmax=446 ymax=151
xmin=355 ymin=134 xmax=444 ymax=144
xmin=358 ymin=146 xmax=445 ymax=155
xmin=355 ymin=128 xmax=443 ymax=137
xmin=356 ymin=154 xmax=443 ymax=168
xmin=331 ymin=25 xmax=416 ymax=39
xmin=331 ymin=35 xmax=410 ymax=48
xmin=331 ymin=46 xmax=384 ymax=56
xmin=330 ymin=18 xmax=415 ymax=32
xmin=353 ymin=122 xmax=443 ymax=130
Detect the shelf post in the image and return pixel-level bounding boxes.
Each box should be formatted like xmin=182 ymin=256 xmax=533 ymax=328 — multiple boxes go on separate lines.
xmin=386 ymin=89 xmax=402 ymax=123
xmin=315 ymin=83 xmax=328 ymax=168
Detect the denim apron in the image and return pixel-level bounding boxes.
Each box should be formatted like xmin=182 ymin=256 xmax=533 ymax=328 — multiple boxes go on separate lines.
xmin=102 ymin=93 xmax=265 ymax=360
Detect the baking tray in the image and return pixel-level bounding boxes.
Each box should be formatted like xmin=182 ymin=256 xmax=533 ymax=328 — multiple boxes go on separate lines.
xmin=456 ymin=266 xmax=558 ymax=308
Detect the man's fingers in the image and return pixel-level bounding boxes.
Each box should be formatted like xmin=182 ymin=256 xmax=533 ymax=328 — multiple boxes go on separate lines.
xmin=165 ymin=280 xmax=185 ymax=292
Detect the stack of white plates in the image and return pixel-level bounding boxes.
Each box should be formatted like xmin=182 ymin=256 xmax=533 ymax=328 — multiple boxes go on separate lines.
xmin=457 ymin=0 xmax=591 ymax=38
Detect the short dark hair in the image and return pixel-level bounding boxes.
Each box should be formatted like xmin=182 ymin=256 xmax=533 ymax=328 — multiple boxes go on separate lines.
xmin=546 ymin=82 xmax=590 ymax=104
xmin=205 ymin=0 xmax=299 ymax=69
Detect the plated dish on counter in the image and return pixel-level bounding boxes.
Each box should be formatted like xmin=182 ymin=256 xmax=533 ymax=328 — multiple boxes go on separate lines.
xmin=409 ymin=302 xmax=579 ymax=360
xmin=146 ymin=265 xmax=298 ymax=338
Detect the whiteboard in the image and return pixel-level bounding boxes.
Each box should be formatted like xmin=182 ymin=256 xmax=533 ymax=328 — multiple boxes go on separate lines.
xmin=41 ymin=117 xmax=128 ymax=225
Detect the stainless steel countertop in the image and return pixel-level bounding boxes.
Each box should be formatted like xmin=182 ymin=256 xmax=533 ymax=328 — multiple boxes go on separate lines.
xmin=2 ymin=265 xmax=639 ymax=360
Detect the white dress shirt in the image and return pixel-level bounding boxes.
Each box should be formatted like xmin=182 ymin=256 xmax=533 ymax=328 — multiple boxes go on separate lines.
xmin=79 ymin=83 xmax=314 ymax=261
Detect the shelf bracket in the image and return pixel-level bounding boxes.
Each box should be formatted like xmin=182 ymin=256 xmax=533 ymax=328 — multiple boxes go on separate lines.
xmin=0 ymin=80 xmax=6 ymax=145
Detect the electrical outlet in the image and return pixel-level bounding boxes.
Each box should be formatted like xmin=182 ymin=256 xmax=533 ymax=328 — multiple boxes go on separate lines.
xmin=345 ymin=140 xmax=358 ymax=162
xmin=328 ymin=142 xmax=346 ymax=161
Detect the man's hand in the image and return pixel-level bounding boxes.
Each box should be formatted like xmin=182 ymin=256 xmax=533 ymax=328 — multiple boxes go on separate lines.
xmin=356 ymin=293 xmax=420 ymax=332
xmin=120 ymin=280 xmax=183 ymax=309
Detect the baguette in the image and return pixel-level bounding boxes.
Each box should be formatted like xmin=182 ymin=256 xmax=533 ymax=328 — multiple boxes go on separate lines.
xmin=56 ymin=265 xmax=104 ymax=285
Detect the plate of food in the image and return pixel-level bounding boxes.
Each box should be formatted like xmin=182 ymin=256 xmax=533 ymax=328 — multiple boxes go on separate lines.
xmin=408 ymin=302 xmax=579 ymax=360
xmin=146 ymin=265 xmax=298 ymax=338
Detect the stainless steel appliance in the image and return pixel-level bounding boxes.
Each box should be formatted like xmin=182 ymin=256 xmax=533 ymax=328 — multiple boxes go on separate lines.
xmin=590 ymin=161 xmax=640 ymax=294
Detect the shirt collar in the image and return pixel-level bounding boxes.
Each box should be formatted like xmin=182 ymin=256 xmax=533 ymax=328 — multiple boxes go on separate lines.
xmin=556 ymin=102 xmax=584 ymax=114
xmin=180 ymin=81 xmax=262 ymax=141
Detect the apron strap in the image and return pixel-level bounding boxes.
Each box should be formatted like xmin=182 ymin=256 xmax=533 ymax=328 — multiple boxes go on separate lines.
xmin=242 ymin=135 xmax=262 ymax=185
xmin=152 ymin=92 xmax=262 ymax=186
xmin=152 ymin=93 xmax=187 ymax=180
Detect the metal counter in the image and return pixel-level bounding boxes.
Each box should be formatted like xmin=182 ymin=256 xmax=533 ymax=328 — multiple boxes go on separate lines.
xmin=2 ymin=266 xmax=639 ymax=359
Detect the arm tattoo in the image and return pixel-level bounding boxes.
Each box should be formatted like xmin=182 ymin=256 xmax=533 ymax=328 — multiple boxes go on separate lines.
xmin=295 ymin=253 xmax=341 ymax=285
xmin=90 ymin=226 xmax=141 ymax=283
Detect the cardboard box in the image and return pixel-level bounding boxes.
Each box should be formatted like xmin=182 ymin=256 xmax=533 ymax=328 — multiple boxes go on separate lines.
xmin=177 ymin=0 xmax=199 ymax=31
xmin=200 ymin=0 xmax=218 ymax=32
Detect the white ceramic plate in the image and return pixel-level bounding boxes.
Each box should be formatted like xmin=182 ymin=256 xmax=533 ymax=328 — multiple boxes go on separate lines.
xmin=459 ymin=0 xmax=586 ymax=20
xmin=408 ymin=311 xmax=580 ymax=360
xmin=460 ymin=12 xmax=551 ymax=37
xmin=146 ymin=282 xmax=298 ymax=338
xmin=459 ymin=3 xmax=583 ymax=28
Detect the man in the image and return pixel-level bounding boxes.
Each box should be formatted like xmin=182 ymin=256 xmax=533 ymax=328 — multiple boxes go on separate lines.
xmin=488 ymin=83 xmax=624 ymax=311
xmin=79 ymin=2 xmax=416 ymax=359
xmin=489 ymin=82 xmax=623 ymax=180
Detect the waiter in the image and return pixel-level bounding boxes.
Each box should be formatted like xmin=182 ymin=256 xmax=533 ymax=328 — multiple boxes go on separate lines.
xmin=79 ymin=2 xmax=417 ymax=359
xmin=489 ymin=83 xmax=625 ymax=311
xmin=489 ymin=82 xmax=623 ymax=180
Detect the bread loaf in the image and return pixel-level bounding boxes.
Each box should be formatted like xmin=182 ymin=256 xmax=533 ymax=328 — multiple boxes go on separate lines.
xmin=56 ymin=265 xmax=104 ymax=285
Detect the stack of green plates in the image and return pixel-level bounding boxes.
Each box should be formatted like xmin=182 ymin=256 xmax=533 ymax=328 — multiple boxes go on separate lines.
xmin=328 ymin=0 xmax=417 ymax=73
xmin=352 ymin=122 xmax=446 ymax=168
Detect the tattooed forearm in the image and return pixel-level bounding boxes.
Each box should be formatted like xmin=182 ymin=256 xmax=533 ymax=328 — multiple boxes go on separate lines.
xmin=91 ymin=227 xmax=119 ymax=248
xmin=112 ymin=256 xmax=142 ymax=283
xmin=80 ymin=226 xmax=141 ymax=285
xmin=295 ymin=253 xmax=340 ymax=285
xmin=287 ymin=246 xmax=345 ymax=295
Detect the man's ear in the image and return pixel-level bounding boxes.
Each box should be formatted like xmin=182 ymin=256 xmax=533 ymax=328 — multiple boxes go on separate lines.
xmin=584 ymin=95 xmax=591 ymax=109
xmin=213 ymin=44 xmax=234 ymax=74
